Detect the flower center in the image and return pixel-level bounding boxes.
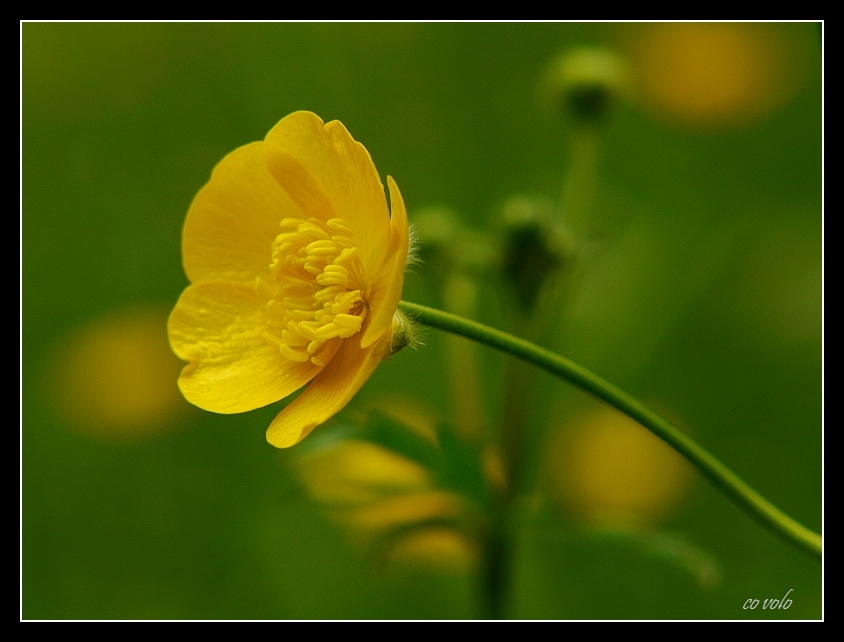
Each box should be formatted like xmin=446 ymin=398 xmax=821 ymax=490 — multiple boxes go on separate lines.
xmin=263 ymin=216 xmax=370 ymax=366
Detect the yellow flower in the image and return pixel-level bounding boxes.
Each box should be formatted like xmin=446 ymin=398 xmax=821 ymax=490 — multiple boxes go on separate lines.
xmin=291 ymin=437 xmax=476 ymax=570
xmin=168 ymin=111 xmax=409 ymax=448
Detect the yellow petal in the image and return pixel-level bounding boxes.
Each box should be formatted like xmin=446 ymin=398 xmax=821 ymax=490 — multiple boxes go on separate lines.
xmin=266 ymin=328 xmax=392 ymax=448
xmin=262 ymin=111 xmax=391 ymax=279
xmin=169 ymin=281 xmax=320 ymax=413
xmin=384 ymin=526 xmax=476 ymax=571
xmin=182 ymin=141 xmax=302 ymax=284
xmin=338 ymin=491 xmax=463 ymax=533
xmin=294 ymin=440 xmax=432 ymax=506
xmin=360 ymin=175 xmax=409 ymax=348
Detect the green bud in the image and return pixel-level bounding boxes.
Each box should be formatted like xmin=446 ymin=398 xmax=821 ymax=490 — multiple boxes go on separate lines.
xmin=388 ymin=309 xmax=421 ymax=357
xmin=500 ymin=196 xmax=577 ymax=311
xmin=540 ymin=47 xmax=632 ymax=127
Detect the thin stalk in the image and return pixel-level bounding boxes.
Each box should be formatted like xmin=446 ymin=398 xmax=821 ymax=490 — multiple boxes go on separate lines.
xmin=398 ymin=300 xmax=822 ymax=561
xmin=560 ymin=129 xmax=599 ymax=235
xmin=442 ymin=273 xmax=486 ymax=443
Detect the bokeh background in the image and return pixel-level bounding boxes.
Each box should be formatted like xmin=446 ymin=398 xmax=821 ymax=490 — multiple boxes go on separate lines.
xmin=22 ymin=22 xmax=822 ymax=619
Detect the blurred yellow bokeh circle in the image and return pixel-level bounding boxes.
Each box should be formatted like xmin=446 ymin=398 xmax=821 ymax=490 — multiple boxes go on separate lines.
xmin=627 ymin=23 xmax=815 ymax=128
xmin=547 ymin=406 xmax=692 ymax=527
xmin=49 ymin=306 xmax=188 ymax=438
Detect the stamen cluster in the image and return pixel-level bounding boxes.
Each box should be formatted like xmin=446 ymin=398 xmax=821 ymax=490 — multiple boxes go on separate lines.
xmin=263 ymin=216 xmax=369 ymax=366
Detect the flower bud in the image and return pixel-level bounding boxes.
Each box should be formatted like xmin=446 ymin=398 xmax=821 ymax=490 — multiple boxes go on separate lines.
xmin=540 ymin=47 xmax=632 ymax=127
xmin=388 ymin=309 xmax=420 ymax=357
xmin=500 ymin=196 xmax=577 ymax=311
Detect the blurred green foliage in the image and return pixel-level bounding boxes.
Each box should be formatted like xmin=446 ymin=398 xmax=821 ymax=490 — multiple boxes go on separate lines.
xmin=22 ymin=23 xmax=821 ymax=619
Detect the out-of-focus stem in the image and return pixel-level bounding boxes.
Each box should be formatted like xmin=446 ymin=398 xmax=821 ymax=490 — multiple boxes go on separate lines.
xmin=489 ymin=127 xmax=602 ymax=616
xmin=499 ymin=131 xmax=599 ymax=494
xmin=560 ymin=129 xmax=599 ymax=236
xmin=442 ymin=273 xmax=486 ymax=443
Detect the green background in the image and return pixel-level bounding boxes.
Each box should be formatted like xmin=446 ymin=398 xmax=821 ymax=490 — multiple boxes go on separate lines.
xmin=22 ymin=23 xmax=822 ymax=619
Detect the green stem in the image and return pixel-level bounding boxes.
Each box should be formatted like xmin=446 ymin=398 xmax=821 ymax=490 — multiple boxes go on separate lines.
xmin=398 ymin=300 xmax=822 ymax=561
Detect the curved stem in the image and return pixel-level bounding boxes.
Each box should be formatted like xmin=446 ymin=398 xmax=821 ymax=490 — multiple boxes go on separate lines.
xmin=398 ymin=300 xmax=822 ymax=561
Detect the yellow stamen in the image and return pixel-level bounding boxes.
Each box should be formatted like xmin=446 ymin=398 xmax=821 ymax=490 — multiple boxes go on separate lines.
xmin=333 ymin=314 xmax=362 ymax=331
xmin=297 ymin=223 xmax=330 ymax=240
xmin=265 ymin=216 xmax=369 ymax=363
xmin=282 ymin=329 xmax=310 ymax=347
xmin=315 ymin=324 xmax=341 ymax=342
xmin=279 ymin=344 xmax=311 ymax=362
xmin=327 ymin=218 xmax=354 ymax=235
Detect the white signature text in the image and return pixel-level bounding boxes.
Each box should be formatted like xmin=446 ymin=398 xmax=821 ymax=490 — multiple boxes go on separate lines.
xmin=743 ymin=589 xmax=793 ymax=611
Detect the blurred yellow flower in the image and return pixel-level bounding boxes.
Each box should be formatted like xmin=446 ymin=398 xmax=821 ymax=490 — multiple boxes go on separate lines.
xmin=292 ymin=437 xmax=476 ymax=571
xmin=294 ymin=439 xmax=432 ymax=505
xmin=385 ymin=526 xmax=477 ymax=570
xmin=547 ymin=406 xmax=692 ymax=528
xmin=627 ymin=23 xmax=814 ymax=129
xmin=49 ymin=306 xmax=188 ymax=439
xmin=168 ymin=111 xmax=409 ymax=447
